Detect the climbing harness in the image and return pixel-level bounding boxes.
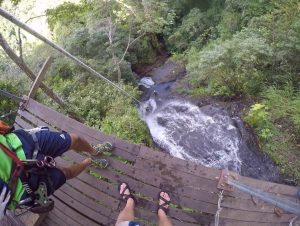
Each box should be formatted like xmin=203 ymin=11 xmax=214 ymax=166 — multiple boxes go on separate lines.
xmin=0 ymin=126 xmax=56 ymax=213
xmin=214 ymin=190 xmax=223 ymax=226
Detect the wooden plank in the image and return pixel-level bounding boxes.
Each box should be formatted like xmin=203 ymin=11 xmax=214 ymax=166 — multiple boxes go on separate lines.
xmin=14 ymin=123 xmax=22 ymax=129
xmin=54 ymin=189 xmax=112 ymax=225
xmin=61 ymin=148 xmax=296 ymax=222
xmin=61 ymin=149 xmax=284 ymax=222
xmin=66 ymin=177 xmax=119 ymax=209
xmin=139 ymin=148 xmax=298 ymax=208
xmin=62 ymin=151 xmax=162 ymax=199
xmin=15 ymin=116 xmax=34 ymax=129
xmin=28 ymin=56 xmax=53 ymax=99
xmin=217 ymin=219 xmax=288 ymax=226
xmin=139 ymin=146 xmax=220 ymax=178
xmin=56 ymin=157 xmax=120 ymax=199
xmin=219 ymin=208 xmax=294 ymax=223
xmin=50 ymin=207 xmax=81 ymax=226
xmin=139 ymin=146 xmax=298 ymax=199
xmin=43 ymin=216 xmax=59 ymax=226
xmin=179 ymin=185 xmax=276 ymax=213
xmin=58 ymin=184 xmax=118 ymax=219
xmin=134 ymin=156 xmax=279 ymax=213
xmin=134 ymin=156 xmax=219 ymax=192
xmin=52 ymin=196 xmax=98 ymax=226
xmin=17 ymin=109 xmax=54 ymax=129
xmin=57 ymin=155 xmax=204 ymax=224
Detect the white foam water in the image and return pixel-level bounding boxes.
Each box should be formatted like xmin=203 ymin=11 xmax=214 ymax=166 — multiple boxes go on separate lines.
xmin=140 ymin=99 xmax=242 ymax=172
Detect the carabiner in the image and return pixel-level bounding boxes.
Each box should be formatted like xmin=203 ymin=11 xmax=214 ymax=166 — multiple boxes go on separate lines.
xmin=44 ymin=156 xmax=56 ymax=168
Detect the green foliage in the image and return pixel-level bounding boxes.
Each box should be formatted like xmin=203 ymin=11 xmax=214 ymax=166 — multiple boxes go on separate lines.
xmin=244 ymin=86 xmax=300 ymax=183
xmin=43 ymin=73 xmax=151 ymax=146
xmin=101 ymin=99 xmax=152 ymax=145
xmin=46 ymin=2 xmax=91 ymax=32
xmin=0 ymin=79 xmax=24 ymax=124
xmin=167 ymin=8 xmax=218 ymax=52
xmin=186 ymin=29 xmax=273 ymax=96
xmin=0 ymin=0 xmax=20 ymax=6
xmin=244 ymin=103 xmax=268 ymax=128
xmin=217 ymin=0 xmax=273 ymax=39
xmin=244 ymin=103 xmax=273 ymax=141
xmin=263 ymin=86 xmax=300 ymax=134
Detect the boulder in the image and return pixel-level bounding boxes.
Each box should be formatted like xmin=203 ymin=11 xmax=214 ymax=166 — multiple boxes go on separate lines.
xmin=149 ymin=60 xmax=185 ymax=84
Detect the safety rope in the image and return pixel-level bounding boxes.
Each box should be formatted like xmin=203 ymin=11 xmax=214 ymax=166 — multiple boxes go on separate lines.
xmin=214 ymin=190 xmax=224 ymax=226
xmin=289 ymin=216 xmax=298 ymax=226
xmin=0 ymin=8 xmax=142 ymax=106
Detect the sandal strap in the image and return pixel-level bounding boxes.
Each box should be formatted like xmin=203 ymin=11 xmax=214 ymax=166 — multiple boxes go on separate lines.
xmin=159 ymin=196 xmax=170 ymax=206
xmin=120 ymin=184 xmax=129 ymax=197
xmin=158 ymin=192 xmax=171 ymax=215
xmin=119 ymin=182 xmax=137 ymax=204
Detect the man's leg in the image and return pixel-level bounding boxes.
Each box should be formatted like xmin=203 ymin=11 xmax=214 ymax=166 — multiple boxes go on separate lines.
xmin=115 ymin=183 xmax=136 ymax=226
xmin=158 ymin=192 xmax=173 ymax=226
xmin=69 ymin=133 xmax=98 ymax=155
xmin=60 ymin=158 xmax=92 ymax=180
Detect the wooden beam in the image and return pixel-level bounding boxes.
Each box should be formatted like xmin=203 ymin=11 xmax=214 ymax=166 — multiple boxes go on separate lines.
xmin=28 ymin=56 xmax=53 ymax=99
xmin=0 ymin=33 xmax=83 ymax=122
xmin=0 ymin=33 xmax=64 ymax=107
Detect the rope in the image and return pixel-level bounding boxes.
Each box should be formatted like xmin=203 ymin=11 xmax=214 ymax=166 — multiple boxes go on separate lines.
xmin=289 ymin=216 xmax=298 ymax=226
xmin=0 ymin=8 xmax=142 ymax=106
xmin=214 ymin=190 xmax=224 ymax=226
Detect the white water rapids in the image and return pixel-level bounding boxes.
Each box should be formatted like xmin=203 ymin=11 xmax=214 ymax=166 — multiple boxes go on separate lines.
xmin=140 ymin=98 xmax=242 ymax=172
xmin=138 ymin=77 xmax=280 ymax=181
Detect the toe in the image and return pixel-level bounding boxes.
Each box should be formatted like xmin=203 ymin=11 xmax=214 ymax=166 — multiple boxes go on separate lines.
xmin=120 ymin=183 xmax=130 ymax=196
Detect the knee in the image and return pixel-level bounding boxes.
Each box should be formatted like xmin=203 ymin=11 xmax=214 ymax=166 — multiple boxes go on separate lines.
xmin=70 ymin=133 xmax=80 ymax=148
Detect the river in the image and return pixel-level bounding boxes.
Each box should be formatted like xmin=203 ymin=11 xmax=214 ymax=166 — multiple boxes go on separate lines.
xmin=138 ymin=61 xmax=280 ymax=182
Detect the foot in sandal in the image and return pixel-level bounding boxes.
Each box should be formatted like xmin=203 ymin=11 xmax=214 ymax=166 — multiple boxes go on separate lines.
xmin=158 ymin=191 xmax=171 ymax=216
xmin=119 ymin=182 xmax=137 ymax=205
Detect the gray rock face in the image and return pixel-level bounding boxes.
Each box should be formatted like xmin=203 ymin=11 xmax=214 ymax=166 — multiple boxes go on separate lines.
xmin=149 ymin=60 xmax=185 ymax=84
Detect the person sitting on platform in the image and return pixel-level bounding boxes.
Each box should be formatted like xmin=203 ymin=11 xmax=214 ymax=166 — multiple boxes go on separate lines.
xmin=116 ymin=182 xmax=173 ymax=226
xmin=0 ymin=125 xmax=111 ymax=220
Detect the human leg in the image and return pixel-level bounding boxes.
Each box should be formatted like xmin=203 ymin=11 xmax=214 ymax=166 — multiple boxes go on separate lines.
xmin=115 ymin=182 xmax=138 ymax=226
xmin=60 ymin=158 xmax=92 ymax=180
xmin=69 ymin=133 xmax=98 ymax=155
xmin=158 ymin=192 xmax=173 ymax=226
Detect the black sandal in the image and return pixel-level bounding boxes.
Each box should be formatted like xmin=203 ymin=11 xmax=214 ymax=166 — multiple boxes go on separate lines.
xmin=158 ymin=191 xmax=171 ymax=215
xmin=118 ymin=182 xmax=137 ymax=204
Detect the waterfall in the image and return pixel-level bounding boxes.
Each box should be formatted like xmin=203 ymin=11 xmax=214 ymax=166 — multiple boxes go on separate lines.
xmin=140 ymin=98 xmax=242 ymax=172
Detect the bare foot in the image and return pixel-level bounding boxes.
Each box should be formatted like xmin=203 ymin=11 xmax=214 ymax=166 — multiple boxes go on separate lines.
xmin=82 ymin=158 xmax=92 ymax=166
xmin=158 ymin=191 xmax=170 ymax=217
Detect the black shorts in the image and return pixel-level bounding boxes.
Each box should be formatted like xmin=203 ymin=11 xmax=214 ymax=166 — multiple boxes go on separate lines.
xmin=14 ymin=129 xmax=72 ymax=197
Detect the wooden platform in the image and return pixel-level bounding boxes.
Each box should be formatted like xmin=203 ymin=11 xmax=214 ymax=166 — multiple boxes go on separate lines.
xmin=13 ymin=98 xmax=300 ymax=226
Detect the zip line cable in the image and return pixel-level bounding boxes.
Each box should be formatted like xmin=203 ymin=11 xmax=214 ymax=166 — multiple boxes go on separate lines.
xmin=0 ymin=8 xmax=142 ymax=105
xmin=0 ymin=89 xmax=23 ymax=102
xmin=227 ymin=179 xmax=300 ymax=216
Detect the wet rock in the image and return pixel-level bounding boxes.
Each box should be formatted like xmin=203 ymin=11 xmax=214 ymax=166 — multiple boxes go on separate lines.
xmin=149 ymin=60 xmax=186 ymax=84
